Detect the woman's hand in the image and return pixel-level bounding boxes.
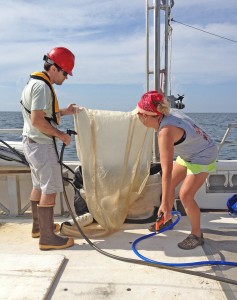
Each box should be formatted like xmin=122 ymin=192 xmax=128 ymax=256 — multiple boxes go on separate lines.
xmin=158 ymin=203 xmax=172 ymax=223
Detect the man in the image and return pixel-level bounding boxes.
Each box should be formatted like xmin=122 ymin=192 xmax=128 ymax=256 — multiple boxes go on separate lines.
xmin=21 ymin=47 xmax=75 ymax=250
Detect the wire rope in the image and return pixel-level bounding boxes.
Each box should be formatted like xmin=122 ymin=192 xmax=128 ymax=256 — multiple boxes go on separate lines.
xmin=171 ymin=18 xmax=237 ymax=44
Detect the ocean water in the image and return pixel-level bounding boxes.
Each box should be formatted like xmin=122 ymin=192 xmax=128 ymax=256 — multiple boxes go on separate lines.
xmin=0 ymin=111 xmax=237 ymax=161
xmin=0 ymin=111 xmax=78 ymax=161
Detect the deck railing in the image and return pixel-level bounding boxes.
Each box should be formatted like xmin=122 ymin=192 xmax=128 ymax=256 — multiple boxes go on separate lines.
xmin=0 ymin=128 xmax=76 ymax=217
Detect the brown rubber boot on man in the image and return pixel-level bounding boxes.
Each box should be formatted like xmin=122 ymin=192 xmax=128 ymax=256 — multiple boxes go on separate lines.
xmin=38 ymin=204 xmax=74 ymax=250
xmin=31 ymin=200 xmax=60 ymax=238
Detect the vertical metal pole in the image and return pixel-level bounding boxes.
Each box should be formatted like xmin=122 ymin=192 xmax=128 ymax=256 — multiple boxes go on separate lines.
xmin=164 ymin=0 xmax=169 ymax=98
xmin=146 ymin=0 xmax=150 ymax=92
xmin=147 ymin=0 xmax=172 ymax=162
xmin=154 ymin=0 xmax=161 ymax=92
xmin=153 ymin=0 xmax=160 ymax=162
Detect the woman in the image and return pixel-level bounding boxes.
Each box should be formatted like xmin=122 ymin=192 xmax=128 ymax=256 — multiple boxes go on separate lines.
xmin=132 ymin=91 xmax=218 ymax=250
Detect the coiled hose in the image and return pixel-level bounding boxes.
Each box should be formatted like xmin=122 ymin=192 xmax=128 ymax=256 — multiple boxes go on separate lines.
xmin=132 ymin=211 xmax=237 ymax=267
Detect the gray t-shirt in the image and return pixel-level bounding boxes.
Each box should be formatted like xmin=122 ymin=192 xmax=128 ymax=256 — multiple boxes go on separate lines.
xmin=21 ymin=78 xmax=56 ymax=144
xmin=159 ymin=109 xmax=218 ymax=164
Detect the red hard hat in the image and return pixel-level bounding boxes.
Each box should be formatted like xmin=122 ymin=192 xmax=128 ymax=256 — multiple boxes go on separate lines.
xmin=46 ymin=47 xmax=75 ymax=76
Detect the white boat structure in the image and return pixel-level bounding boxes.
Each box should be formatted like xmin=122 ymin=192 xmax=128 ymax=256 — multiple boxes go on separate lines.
xmin=0 ymin=1 xmax=237 ymax=300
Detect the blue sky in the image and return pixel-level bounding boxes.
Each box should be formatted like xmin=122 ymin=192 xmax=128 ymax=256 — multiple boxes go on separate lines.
xmin=0 ymin=0 xmax=237 ymax=112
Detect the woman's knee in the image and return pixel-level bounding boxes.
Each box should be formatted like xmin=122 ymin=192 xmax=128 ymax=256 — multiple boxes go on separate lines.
xmin=178 ymin=188 xmax=194 ymax=207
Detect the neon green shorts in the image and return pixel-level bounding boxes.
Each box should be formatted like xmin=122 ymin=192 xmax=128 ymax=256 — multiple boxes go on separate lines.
xmin=176 ymin=156 xmax=216 ymax=175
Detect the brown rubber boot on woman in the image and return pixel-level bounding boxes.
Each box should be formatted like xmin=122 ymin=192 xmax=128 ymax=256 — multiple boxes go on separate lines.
xmin=31 ymin=201 xmax=60 ymax=238
xmin=38 ymin=205 xmax=74 ymax=250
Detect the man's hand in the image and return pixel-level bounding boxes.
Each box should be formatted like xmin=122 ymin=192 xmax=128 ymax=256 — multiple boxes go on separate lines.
xmin=58 ymin=132 xmax=71 ymax=146
xmin=66 ymin=103 xmax=76 ymax=115
xmin=60 ymin=103 xmax=76 ymax=116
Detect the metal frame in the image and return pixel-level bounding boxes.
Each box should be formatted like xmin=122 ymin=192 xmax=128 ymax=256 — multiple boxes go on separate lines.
xmin=218 ymin=123 xmax=237 ymax=154
xmin=146 ymin=0 xmax=173 ymax=162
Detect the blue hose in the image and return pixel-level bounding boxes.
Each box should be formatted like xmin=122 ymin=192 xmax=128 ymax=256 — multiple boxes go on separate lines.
xmin=132 ymin=211 xmax=237 ymax=267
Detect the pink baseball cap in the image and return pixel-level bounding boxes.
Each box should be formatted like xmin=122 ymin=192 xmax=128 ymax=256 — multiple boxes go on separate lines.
xmin=132 ymin=91 xmax=164 ymax=116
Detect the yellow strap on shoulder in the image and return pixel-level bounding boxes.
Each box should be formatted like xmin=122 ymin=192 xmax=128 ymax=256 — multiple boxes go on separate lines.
xmin=31 ymin=72 xmax=60 ymax=124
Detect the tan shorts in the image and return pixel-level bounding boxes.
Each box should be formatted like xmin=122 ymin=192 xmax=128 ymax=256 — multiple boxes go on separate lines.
xmin=23 ymin=137 xmax=63 ymax=194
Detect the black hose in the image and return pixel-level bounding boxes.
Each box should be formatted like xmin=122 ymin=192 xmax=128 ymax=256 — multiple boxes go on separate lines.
xmin=59 ymin=140 xmax=237 ymax=286
xmin=0 ymin=140 xmax=29 ymax=166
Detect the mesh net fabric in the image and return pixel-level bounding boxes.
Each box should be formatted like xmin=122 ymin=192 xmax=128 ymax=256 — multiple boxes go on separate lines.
xmin=73 ymin=107 xmax=154 ymax=233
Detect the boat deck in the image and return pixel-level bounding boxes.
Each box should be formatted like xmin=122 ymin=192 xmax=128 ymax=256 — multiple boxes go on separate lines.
xmin=0 ymin=212 xmax=237 ymax=300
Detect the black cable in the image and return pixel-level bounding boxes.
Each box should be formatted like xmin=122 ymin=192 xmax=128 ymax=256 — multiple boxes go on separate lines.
xmin=0 ymin=140 xmax=29 ymax=166
xmin=0 ymin=153 xmax=27 ymax=164
xmin=58 ymin=138 xmax=237 ymax=286
xmin=61 ymin=162 xmax=75 ymax=176
xmin=171 ymin=18 xmax=237 ymax=44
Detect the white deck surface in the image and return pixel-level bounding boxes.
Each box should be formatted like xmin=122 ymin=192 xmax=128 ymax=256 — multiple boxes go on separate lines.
xmin=0 ymin=212 xmax=237 ymax=300
xmin=0 ymin=254 xmax=65 ymax=300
